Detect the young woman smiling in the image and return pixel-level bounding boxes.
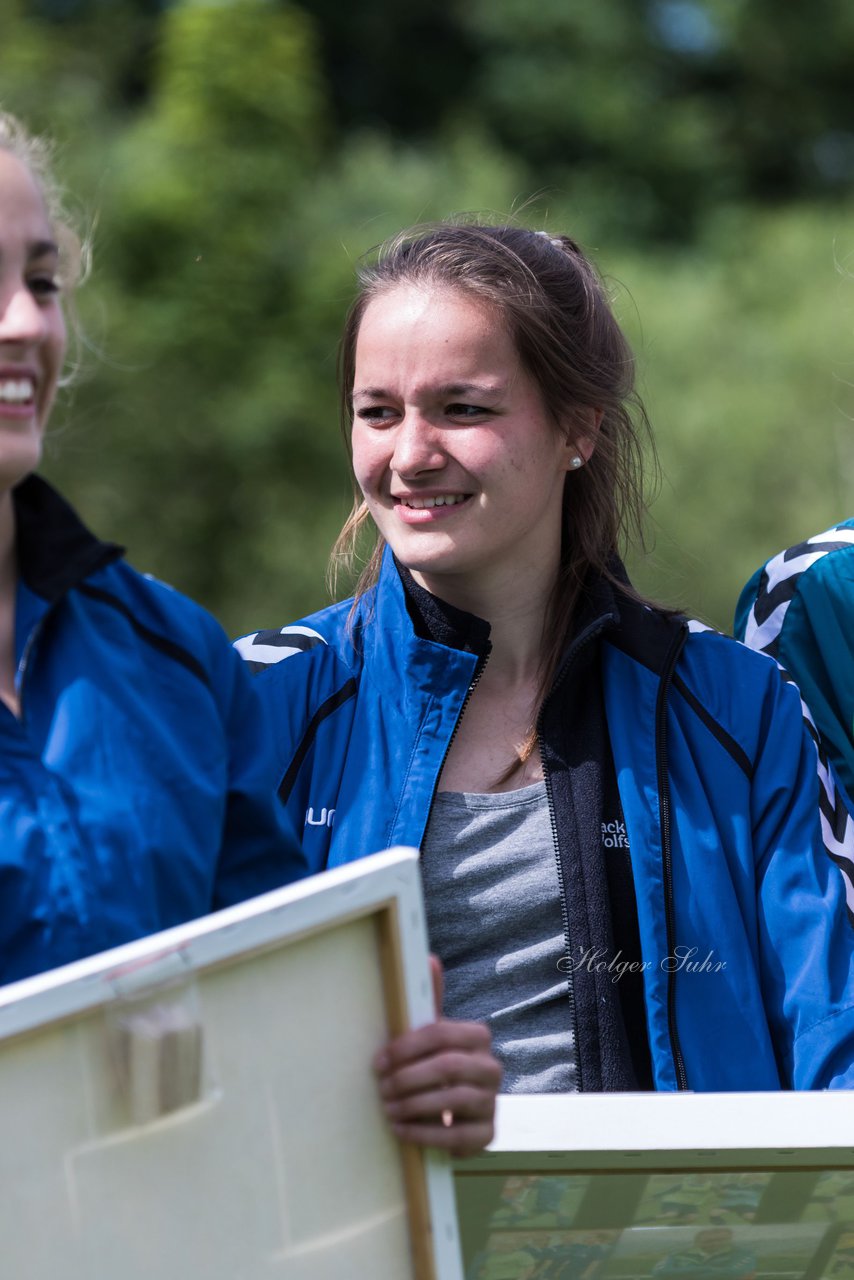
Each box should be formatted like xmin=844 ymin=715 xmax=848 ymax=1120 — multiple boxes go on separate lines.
xmin=0 ymin=111 xmax=307 ymax=983
xmin=241 ymin=220 xmax=854 ymax=1132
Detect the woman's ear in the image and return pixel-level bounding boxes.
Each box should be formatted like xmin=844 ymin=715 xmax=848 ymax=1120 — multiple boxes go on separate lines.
xmin=563 ymin=406 xmax=603 ymax=471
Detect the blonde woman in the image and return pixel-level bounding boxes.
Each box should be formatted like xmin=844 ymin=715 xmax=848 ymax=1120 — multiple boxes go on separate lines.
xmin=0 ymin=112 xmax=306 ymax=984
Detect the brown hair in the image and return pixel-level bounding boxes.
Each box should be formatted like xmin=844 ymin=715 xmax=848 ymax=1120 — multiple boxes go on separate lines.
xmin=332 ymin=220 xmax=656 ymax=760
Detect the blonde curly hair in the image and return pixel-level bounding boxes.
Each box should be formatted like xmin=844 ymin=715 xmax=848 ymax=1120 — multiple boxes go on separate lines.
xmin=0 ymin=110 xmax=86 ymax=292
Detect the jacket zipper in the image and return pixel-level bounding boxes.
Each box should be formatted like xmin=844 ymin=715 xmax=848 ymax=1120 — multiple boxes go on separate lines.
xmin=427 ymin=646 xmax=491 ymax=815
xmin=539 ymin=752 xmax=580 ymax=1091
xmin=537 ymin=616 xmax=612 ymax=1094
xmin=13 ymin=609 xmax=53 ymax=725
xmin=656 ymin=624 xmax=690 ymax=1091
xmin=14 ymin=546 xmax=119 ymax=723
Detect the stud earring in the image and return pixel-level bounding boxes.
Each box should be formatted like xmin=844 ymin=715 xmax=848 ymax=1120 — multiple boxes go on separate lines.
xmin=570 ymin=456 xmax=583 ymax=470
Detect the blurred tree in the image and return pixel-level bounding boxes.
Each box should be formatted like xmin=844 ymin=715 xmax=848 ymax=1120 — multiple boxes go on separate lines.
xmin=298 ymin=0 xmax=854 ymax=240
xmin=297 ymin=0 xmax=475 ymax=137
xmin=699 ymin=0 xmax=854 ymax=197
xmin=617 ymin=203 xmax=854 ymax=624
xmin=34 ymin=0 xmax=523 ymax=633
xmin=1 ymin=0 xmax=852 ymax=635
xmin=456 ymin=0 xmax=854 ymax=239
xmin=44 ymin=0 xmax=333 ymax=626
xmin=5 ymin=0 xmax=166 ymax=129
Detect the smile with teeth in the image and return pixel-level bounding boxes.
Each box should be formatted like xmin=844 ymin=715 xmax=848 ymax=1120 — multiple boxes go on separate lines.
xmin=397 ymin=494 xmax=468 ymax=509
xmin=0 ymin=378 xmax=35 ymax=405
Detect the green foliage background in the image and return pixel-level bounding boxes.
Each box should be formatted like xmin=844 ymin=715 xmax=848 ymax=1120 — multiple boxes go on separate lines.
xmin=3 ymin=0 xmax=854 ymax=632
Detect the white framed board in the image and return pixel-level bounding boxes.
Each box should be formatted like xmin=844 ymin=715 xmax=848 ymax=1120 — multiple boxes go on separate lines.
xmin=0 ymin=847 xmax=463 ymax=1280
xmin=454 ymin=1094 xmax=854 ymax=1280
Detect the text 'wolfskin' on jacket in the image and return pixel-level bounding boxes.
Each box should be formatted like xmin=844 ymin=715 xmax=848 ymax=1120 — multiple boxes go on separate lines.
xmin=237 ymin=548 xmax=854 ymax=1093
xmin=0 ymin=475 xmax=306 ymax=986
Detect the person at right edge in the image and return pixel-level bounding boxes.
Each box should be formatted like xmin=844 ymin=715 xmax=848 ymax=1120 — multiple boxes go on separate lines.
xmin=736 ymin=524 xmax=854 ymax=808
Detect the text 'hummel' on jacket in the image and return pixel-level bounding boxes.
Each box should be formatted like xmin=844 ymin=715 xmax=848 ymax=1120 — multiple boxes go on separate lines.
xmin=0 ymin=475 xmax=306 ymax=986
xmin=238 ymin=548 xmax=854 ymax=1094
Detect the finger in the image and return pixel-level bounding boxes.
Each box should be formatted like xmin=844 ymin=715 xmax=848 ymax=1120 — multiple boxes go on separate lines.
xmin=384 ymin=1082 xmax=496 ymax=1125
xmin=429 ymin=954 xmax=444 ymax=1015
xmin=374 ymin=1017 xmax=493 ymax=1074
xmin=378 ymin=1048 xmax=502 ymax=1101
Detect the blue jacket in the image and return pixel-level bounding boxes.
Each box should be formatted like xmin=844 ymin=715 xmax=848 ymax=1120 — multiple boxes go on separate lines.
xmin=0 ymin=475 xmax=306 ymax=985
xmin=240 ymin=550 xmax=854 ymax=1092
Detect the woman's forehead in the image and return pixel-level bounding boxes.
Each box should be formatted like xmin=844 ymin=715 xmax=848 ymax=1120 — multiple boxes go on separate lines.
xmin=355 ymin=283 xmax=511 ymax=368
xmin=361 ymin=280 xmax=496 ymax=326
xmin=0 ymin=149 xmax=53 ymax=246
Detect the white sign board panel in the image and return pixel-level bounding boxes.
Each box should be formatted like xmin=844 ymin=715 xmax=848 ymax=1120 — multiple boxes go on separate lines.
xmin=0 ymin=847 xmax=463 ymax=1280
xmin=455 ymin=1094 xmax=854 ymax=1280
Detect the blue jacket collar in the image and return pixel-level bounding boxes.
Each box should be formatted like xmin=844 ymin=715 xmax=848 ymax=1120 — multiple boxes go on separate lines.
xmin=13 ymin=474 xmax=124 ymax=603
xmin=379 ymin=546 xmax=632 ymax=674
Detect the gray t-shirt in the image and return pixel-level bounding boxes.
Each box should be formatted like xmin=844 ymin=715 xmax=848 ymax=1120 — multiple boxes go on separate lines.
xmin=420 ymin=781 xmax=578 ymax=1093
